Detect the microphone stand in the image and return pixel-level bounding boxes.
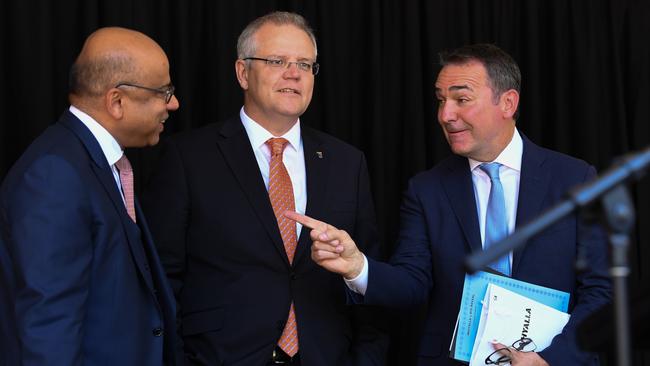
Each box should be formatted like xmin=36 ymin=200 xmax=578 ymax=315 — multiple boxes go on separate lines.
xmin=465 ymin=146 xmax=650 ymax=366
xmin=599 ymin=185 xmax=634 ymax=366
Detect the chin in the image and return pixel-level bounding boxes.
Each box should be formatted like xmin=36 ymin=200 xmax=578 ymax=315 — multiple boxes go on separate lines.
xmin=450 ymin=145 xmax=472 ymax=158
xmin=277 ymin=102 xmax=307 ymax=115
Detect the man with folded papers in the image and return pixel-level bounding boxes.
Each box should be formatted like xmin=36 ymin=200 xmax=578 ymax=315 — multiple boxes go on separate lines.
xmin=287 ymin=44 xmax=611 ymax=365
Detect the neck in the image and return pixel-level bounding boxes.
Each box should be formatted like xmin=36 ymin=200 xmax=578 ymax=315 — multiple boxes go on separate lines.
xmin=474 ymin=124 xmax=516 ymax=162
xmin=243 ymin=108 xmax=298 ymax=136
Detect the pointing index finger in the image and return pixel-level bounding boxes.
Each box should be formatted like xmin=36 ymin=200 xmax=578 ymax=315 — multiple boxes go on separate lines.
xmin=284 ymin=211 xmax=329 ymax=231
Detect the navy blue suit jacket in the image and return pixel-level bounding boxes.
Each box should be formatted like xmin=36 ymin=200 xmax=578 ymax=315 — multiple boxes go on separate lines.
xmin=362 ymin=136 xmax=611 ymax=365
xmin=142 ymin=117 xmax=387 ymax=366
xmin=0 ymin=110 xmax=177 ymax=365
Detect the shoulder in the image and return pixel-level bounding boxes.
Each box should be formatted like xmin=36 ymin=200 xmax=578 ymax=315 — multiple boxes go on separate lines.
xmin=3 ymin=123 xmax=88 ymax=185
xmin=539 ymin=146 xmax=592 ymax=168
xmin=409 ymin=153 xmax=466 ymax=187
xmin=524 ymin=138 xmax=596 ymax=181
xmin=2 ymin=142 xmax=89 ymax=213
xmin=302 ymin=126 xmax=364 ymax=158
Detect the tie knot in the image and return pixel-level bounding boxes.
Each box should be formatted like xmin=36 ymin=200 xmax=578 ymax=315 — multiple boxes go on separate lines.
xmin=480 ymin=162 xmax=502 ymax=180
xmin=115 ymin=154 xmax=132 ymax=172
xmin=266 ymin=138 xmax=289 ymax=157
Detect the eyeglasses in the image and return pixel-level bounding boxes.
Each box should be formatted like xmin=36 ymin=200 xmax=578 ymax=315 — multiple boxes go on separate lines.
xmin=485 ymin=337 xmax=537 ymax=365
xmin=243 ymin=57 xmax=320 ymax=75
xmin=115 ymin=83 xmax=176 ymax=104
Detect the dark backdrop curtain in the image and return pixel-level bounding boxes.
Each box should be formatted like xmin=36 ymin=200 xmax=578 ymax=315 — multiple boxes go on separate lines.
xmin=1 ymin=1 xmax=648 ymax=364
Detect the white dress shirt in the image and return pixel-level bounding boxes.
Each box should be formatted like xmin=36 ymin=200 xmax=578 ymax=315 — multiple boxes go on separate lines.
xmin=69 ymin=105 xmax=126 ymax=203
xmin=240 ymin=107 xmax=307 ymax=237
xmin=346 ymin=129 xmax=524 ymax=295
xmin=469 ymin=128 xmax=522 ymax=252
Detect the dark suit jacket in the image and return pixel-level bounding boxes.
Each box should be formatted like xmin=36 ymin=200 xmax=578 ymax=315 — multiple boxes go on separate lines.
xmin=0 ymin=110 xmax=177 ymax=366
xmin=142 ymin=116 xmax=387 ymax=366
xmin=362 ymin=135 xmax=611 ymax=365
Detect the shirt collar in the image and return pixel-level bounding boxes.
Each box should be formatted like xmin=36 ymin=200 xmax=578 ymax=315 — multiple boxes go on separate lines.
xmin=468 ymin=128 xmax=523 ymax=172
xmin=69 ymin=105 xmax=124 ymax=166
xmin=239 ymin=107 xmax=302 ymax=152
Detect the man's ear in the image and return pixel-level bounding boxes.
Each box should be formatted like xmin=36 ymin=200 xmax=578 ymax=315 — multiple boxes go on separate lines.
xmin=235 ymin=59 xmax=249 ymax=90
xmin=105 ymin=88 xmax=124 ymax=119
xmin=501 ymin=89 xmax=519 ymax=119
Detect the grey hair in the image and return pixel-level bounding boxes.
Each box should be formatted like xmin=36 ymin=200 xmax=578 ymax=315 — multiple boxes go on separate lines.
xmin=237 ymin=11 xmax=317 ymax=59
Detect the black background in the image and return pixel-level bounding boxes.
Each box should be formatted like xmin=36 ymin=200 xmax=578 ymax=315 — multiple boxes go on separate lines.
xmin=1 ymin=1 xmax=649 ymax=364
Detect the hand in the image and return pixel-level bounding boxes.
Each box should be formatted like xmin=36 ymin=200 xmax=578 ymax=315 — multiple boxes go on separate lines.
xmin=491 ymin=342 xmax=549 ymax=366
xmin=284 ymin=211 xmax=365 ymax=279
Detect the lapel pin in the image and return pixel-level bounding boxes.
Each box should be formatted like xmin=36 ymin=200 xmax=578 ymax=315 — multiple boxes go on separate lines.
xmin=316 ymin=151 xmax=323 ymax=159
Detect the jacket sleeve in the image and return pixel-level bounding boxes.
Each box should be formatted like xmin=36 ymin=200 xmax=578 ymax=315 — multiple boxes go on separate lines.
xmin=3 ymin=155 xmax=92 ymax=366
xmin=363 ymin=177 xmax=434 ymax=308
xmin=349 ymin=153 xmax=390 ymax=366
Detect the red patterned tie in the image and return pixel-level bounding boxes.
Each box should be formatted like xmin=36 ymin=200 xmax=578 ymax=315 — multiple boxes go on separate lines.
xmin=266 ymin=137 xmax=299 ymax=356
xmin=115 ymin=154 xmax=136 ymax=223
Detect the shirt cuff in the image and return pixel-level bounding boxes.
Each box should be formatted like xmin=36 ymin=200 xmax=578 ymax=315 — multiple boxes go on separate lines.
xmin=344 ymin=254 xmax=369 ymax=295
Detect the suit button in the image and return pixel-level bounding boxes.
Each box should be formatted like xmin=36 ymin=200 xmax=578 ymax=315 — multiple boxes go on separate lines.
xmin=144 ymin=264 xmax=150 ymax=271
xmin=152 ymin=327 xmax=164 ymax=337
xmin=290 ymin=272 xmax=297 ymax=280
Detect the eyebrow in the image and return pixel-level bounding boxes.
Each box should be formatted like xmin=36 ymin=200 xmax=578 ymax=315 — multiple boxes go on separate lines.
xmin=266 ymin=55 xmax=315 ymax=62
xmin=435 ymin=84 xmax=474 ymax=98
xmin=437 ymin=84 xmax=473 ymax=92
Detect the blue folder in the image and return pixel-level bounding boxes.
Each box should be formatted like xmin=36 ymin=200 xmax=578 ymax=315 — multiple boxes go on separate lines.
xmin=451 ymin=271 xmax=570 ymax=363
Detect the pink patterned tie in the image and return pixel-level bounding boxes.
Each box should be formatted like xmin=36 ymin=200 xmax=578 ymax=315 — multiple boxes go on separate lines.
xmin=115 ymin=154 xmax=136 ymax=223
xmin=266 ymin=137 xmax=299 ymax=356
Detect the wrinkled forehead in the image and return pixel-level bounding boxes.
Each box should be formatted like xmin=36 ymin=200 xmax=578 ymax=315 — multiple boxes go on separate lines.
xmin=435 ymin=62 xmax=488 ymax=94
xmin=253 ymin=23 xmax=316 ymax=60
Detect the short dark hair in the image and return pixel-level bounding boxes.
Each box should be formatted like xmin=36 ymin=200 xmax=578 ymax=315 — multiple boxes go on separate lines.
xmin=69 ymin=53 xmax=135 ymax=97
xmin=439 ymin=43 xmax=521 ymax=119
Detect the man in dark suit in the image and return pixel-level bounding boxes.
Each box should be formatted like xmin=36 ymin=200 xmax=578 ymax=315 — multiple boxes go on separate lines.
xmin=142 ymin=11 xmax=386 ymax=366
xmin=288 ymin=44 xmax=611 ymax=365
xmin=0 ymin=27 xmax=179 ymax=365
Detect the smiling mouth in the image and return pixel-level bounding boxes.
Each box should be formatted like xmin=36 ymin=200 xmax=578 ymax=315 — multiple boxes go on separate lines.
xmin=277 ymin=88 xmax=300 ymax=95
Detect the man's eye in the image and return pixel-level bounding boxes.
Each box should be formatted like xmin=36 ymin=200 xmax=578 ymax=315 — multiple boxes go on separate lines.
xmin=298 ymin=62 xmax=311 ymax=70
xmin=267 ymin=59 xmax=284 ymax=66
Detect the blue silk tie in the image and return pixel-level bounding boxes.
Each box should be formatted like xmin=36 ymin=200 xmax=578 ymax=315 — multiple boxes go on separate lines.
xmin=480 ymin=163 xmax=511 ymax=276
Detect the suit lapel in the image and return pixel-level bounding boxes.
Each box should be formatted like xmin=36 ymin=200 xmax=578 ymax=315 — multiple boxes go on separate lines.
xmin=59 ymin=111 xmax=157 ymax=294
xmin=512 ymin=136 xmax=549 ymax=274
xmin=215 ymin=117 xmax=290 ymax=266
xmin=440 ymin=155 xmax=483 ymax=253
xmin=294 ymin=128 xmax=327 ymax=265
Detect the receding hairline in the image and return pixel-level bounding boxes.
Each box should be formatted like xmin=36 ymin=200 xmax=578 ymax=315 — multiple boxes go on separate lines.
xmin=69 ymin=27 xmax=167 ymax=99
xmin=237 ymin=11 xmax=318 ymax=59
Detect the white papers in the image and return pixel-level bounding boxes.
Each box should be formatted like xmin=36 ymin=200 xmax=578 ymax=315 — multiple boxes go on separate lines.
xmin=468 ymin=284 xmax=570 ymax=366
xmin=450 ymin=271 xmax=570 ymax=363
